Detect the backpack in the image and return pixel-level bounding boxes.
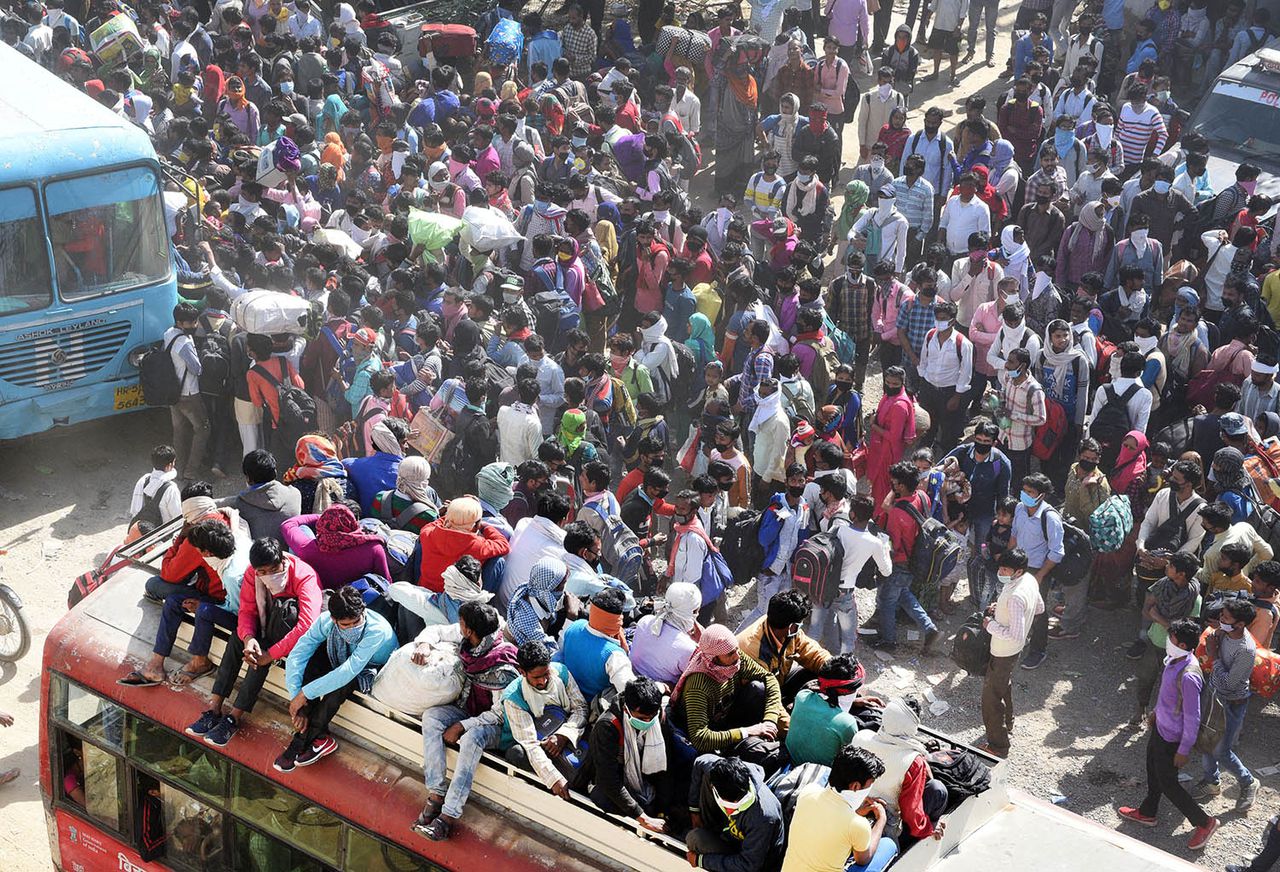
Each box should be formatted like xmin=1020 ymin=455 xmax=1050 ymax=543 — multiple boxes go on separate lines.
xmin=780 ymin=379 xmax=816 ymax=424
xmin=130 ymin=479 xmax=178 ymax=530
xmin=1031 ymin=396 xmax=1068 ymax=462
xmin=608 ymin=376 xmax=637 ymax=433
xmin=1186 ymin=345 xmax=1248 ymax=409
xmin=585 ymin=256 xmax=621 ymax=318
xmin=669 ymin=341 xmax=697 ymax=403
xmin=678 ymin=524 xmax=733 ymax=605
xmin=139 ymin=335 xmax=183 ymax=406
xmin=485 ymin=17 xmax=523 ymax=64
xmin=800 ymin=338 xmax=841 ymax=403
xmin=363 ymin=519 xmax=417 ymax=582
xmin=721 ymin=509 xmax=766 ymax=581
xmin=67 ymin=545 xmax=133 ymax=609
xmin=1088 ymin=494 xmax=1134 ymax=553
xmin=949 ymin=613 xmax=990 ymax=674
xmin=196 ymin=315 xmax=233 ymax=397
xmin=926 ymin=747 xmax=992 ymax=811
xmin=822 ymin=312 xmax=857 ymax=367
xmin=1090 ymin=383 xmax=1140 ymax=452
xmin=583 ymin=501 xmax=645 ymax=594
xmin=895 ymin=498 xmax=963 ymax=592
xmin=1093 ymin=335 xmax=1119 ymax=385
xmin=252 ymin=362 xmax=318 ymax=447
xmin=791 ymin=529 xmax=846 ymax=608
xmin=527 ymin=289 xmax=579 ymax=351
xmin=1040 ymin=509 xmax=1094 ymax=586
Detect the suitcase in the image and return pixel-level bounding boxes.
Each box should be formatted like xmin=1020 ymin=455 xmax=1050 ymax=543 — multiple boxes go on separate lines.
xmin=421 ymin=23 xmax=478 ymax=60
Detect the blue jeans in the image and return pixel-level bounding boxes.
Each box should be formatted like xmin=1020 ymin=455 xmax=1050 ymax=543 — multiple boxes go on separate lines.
xmin=154 ymin=590 xmax=220 ymax=657
xmin=145 ymin=575 xmax=197 ymax=601
xmin=846 ymin=837 xmax=898 ymax=871
xmin=1202 ymin=696 xmax=1254 ymax=786
xmin=421 ymin=704 xmax=502 ymax=819
xmin=737 ymin=572 xmax=790 ymax=633
xmin=189 ymin=603 xmax=238 ymax=656
xmin=877 ymin=567 xmax=936 ymax=645
xmin=809 ymin=589 xmax=859 ymax=654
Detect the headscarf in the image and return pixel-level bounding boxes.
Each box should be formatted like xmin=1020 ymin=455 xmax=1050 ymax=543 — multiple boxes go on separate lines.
xmin=225 ymin=75 xmax=248 ymax=110
xmin=775 ymin=92 xmax=799 ymax=139
xmin=972 ymin=165 xmax=1007 ymax=223
xmin=875 ymin=699 xmax=927 ymax=753
xmin=370 ymin=421 xmax=404 ymax=456
xmin=1075 ymin=201 xmax=1109 ymax=261
xmin=451 ymin=317 xmax=482 ymax=358
xmin=988 ymin=139 xmax=1015 ymax=184
xmin=558 ymin=409 xmax=588 ymax=456
xmin=671 ymin=624 xmax=740 ymax=703
xmin=202 ymin=64 xmax=226 ymax=110
xmin=473 ymin=70 xmax=493 ymax=94
xmin=1260 ymin=412 xmax=1280 ymax=442
xmin=321 ymin=133 xmax=347 ymax=181
xmin=1110 ymin=430 xmax=1150 ymax=495
xmin=652 ymin=582 xmax=701 ymax=635
xmin=588 ymin=599 xmax=629 ymax=651
xmin=1212 ymin=446 xmax=1252 ymax=493
xmin=441 ymin=291 xmax=468 ymax=341
xmin=685 ymin=313 xmax=715 ymax=370
xmin=442 ymin=563 xmax=492 ymax=604
xmin=1001 ymin=225 xmax=1031 ymax=285
xmin=834 ymin=180 xmax=869 ymax=239
xmin=476 ymin=462 xmax=516 ymax=509
xmin=337 ymin=2 xmax=363 ymax=36
xmin=1040 ymin=322 xmax=1088 ymax=395
xmin=284 ymin=434 xmax=345 ymax=482
xmin=315 ymin=504 xmax=380 ymax=552
xmin=181 ymin=496 xmax=217 ymax=524
xmin=507 ymin=556 xmax=567 ymax=645
xmin=727 ymin=68 xmax=758 ymax=107
xmin=396 ymin=456 xmax=434 ymax=504
xmin=749 ymin=386 xmax=785 ymax=432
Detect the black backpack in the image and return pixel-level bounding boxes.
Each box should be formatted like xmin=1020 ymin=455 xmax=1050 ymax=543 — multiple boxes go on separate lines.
xmin=1040 ymin=509 xmax=1095 ymax=586
xmin=669 ymin=341 xmax=697 ymax=404
xmin=252 ymin=362 xmax=317 ymax=446
xmin=197 ymin=333 xmax=233 ymax=397
xmin=927 ymin=748 xmax=992 ymax=811
xmin=1091 ymin=383 xmax=1141 ymax=451
xmin=129 ymin=479 xmax=177 ymax=529
xmin=895 ymin=498 xmax=964 ymax=591
xmin=527 ymin=289 xmax=573 ymax=350
xmin=950 ymin=613 xmax=991 ymax=674
xmin=721 ymin=510 xmax=765 ymax=584
xmin=139 ymin=335 xmax=183 ymax=406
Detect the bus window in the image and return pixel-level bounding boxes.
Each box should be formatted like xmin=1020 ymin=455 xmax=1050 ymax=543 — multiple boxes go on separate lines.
xmin=127 ymin=718 xmax=227 ymax=803
xmin=52 ymin=676 xmax=125 ymax=749
xmin=228 ymin=768 xmax=343 ymax=866
xmin=231 ymin=821 xmax=333 ymax=872
xmin=58 ymin=733 xmax=123 ymax=831
xmin=345 ymin=829 xmax=447 ymax=872
xmin=44 ymin=166 xmax=169 ymax=301
xmin=152 ymin=778 xmax=227 ymax=871
xmin=0 ymin=186 xmax=53 ymax=315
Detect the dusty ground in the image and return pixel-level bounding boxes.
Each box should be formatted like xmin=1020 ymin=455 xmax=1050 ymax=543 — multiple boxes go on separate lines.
xmin=2 ymin=4 xmax=1270 ymax=869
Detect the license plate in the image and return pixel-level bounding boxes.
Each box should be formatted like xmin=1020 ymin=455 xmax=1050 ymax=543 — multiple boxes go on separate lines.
xmin=113 ymin=383 xmax=144 ymax=410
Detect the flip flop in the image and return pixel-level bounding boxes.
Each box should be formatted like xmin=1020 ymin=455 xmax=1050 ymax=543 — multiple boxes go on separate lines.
xmin=0 ymin=768 xmax=19 ymax=785
xmin=117 ymin=671 xmax=163 ymax=687
xmin=170 ymin=664 xmax=215 ymax=686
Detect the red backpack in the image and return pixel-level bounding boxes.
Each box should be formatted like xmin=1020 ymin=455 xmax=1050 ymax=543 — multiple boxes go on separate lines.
xmin=1094 ymin=335 xmax=1118 ymax=385
xmin=1032 ymin=397 xmax=1068 ymax=461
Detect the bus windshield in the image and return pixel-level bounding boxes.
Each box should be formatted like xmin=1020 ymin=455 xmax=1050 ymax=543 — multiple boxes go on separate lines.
xmin=0 ymin=186 xmax=53 ymax=316
xmin=46 ymin=166 xmax=169 ymax=301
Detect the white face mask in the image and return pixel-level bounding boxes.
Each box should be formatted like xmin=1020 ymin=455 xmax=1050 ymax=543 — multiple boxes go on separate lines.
xmin=870 ymin=157 xmax=885 ymax=171
xmin=877 ymin=83 xmax=892 ymax=99
xmin=259 ymin=568 xmax=288 ymax=595
xmin=1135 ymin=334 xmax=1158 ymax=353
xmin=877 ymin=197 xmax=895 ymax=216
xmin=653 ymin=209 xmax=670 ymax=222
xmin=1095 ymin=123 xmax=1113 ymax=146
xmin=842 ymin=787 xmax=873 ymax=810
xmin=1130 ymin=228 xmax=1149 ymax=245
xmin=935 ymin=318 xmax=951 ymax=331
xmin=1165 ymin=638 xmax=1189 ymax=660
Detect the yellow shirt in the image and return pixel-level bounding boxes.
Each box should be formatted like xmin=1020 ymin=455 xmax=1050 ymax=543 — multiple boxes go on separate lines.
xmin=1208 ymin=571 xmax=1251 ymax=596
xmin=1262 ymin=270 xmax=1280 ymax=329
xmin=781 ymin=787 xmax=871 ymax=872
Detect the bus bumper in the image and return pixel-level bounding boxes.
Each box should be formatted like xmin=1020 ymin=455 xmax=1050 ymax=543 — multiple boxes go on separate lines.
xmin=0 ymin=377 xmax=149 ymax=440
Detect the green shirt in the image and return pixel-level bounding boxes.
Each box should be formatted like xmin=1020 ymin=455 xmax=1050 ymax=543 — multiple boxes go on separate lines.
xmin=785 ymin=689 xmax=862 ymax=767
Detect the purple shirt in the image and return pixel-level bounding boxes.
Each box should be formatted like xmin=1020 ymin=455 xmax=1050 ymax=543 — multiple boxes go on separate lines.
xmin=1154 ymin=655 xmax=1203 ymax=756
xmin=279 ymin=514 xmax=392 ymax=591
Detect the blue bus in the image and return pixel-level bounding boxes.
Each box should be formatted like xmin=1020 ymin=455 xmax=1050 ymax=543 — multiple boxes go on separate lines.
xmin=0 ymin=43 xmax=176 ymax=440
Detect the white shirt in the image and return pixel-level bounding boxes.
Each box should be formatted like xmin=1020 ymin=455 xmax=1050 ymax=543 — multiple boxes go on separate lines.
xmin=938 ymin=195 xmax=992 ymax=255
xmin=496 ymin=404 xmax=543 ymax=465
xmin=673 ymin=88 xmax=702 ymax=135
xmin=162 ymin=326 xmax=202 ymax=397
xmin=1200 ymin=231 xmax=1237 ymax=311
xmin=287 ymin=10 xmax=323 ymax=42
xmin=833 ymin=523 xmax=892 ymax=589
xmin=670 ymin=527 xmax=708 ymax=587
xmin=851 ymin=208 xmax=909 ymax=273
xmin=986 ymin=323 xmax=1043 ymax=373
xmin=22 ymin=23 xmax=52 ymax=62
xmin=495 ymin=516 xmax=567 ymax=610
xmin=170 ymin=39 xmax=198 ymax=75
xmin=1084 ymin=375 xmax=1153 ymax=435
xmin=129 ymin=469 xmax=182 ymax=523
xmin=919 ymin=327 xmax=973 ymax=393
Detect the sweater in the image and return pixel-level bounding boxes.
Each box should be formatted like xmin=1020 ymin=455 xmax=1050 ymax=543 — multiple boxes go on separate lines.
xmin=416 ymin=521 xmax=510 ymax=593
xmin=235 ymin=554 xmax=323 ymax=660
xmin=284 ymin=609 xmax=396 ymax=700
xmin=279 ymin=514 xmax=393 ymax=590
xmin=677 ymin=655 xmax=783 ymax=752
xmin=220 ymin=481 xmax=301 ymax=543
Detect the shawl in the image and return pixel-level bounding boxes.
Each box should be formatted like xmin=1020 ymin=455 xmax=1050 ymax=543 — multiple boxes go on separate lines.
xmin=559 ymin=408 xmax=589 ymax=456
xmin=1110 ymin=430 xmax=1150 ymax=496
xmin=1153 ymin=575 xmax=1200 ymax=622
xmin=315 ymin=504 xmax=380 ymax=553
xmin=785 ymin=172 xmax=820 ymax=217
xmin=284 ymin=434 xmax=345 ymax=482
xmin=727 ymin=71 xmax=758 ymax=107
xmin=1040 ymin=327 xmax=1088 ymax=395
xmin=396 ymin=456 xmax=434 ymax=504
xmin=671 ymin=623 xmax=740 ymax=703
xmin=1213 ymin=446 xmax=1252 ymax=493
xmin=622 ymin=699 xmax=667 ymax=801
xmin=685 ymin=313 xmax=715 ymax=370
xmin=834 ymin=180 xmax=870 ymax=239
xmin=1001 ymin=226 xmax=1031 ymax=284
xmin=476 ymin=462 xmax=516 ymax=509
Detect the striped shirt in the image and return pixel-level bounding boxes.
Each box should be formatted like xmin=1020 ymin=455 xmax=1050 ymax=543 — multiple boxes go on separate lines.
xmin=893 ymin=176 xmax=936 ymax=235
xmin=744 ymin=172 xmax=788 ymax=221
xmin=1116 ymin=103 xmax=1167 ymax=165
xmin=1000 ymin=373 xmax=1047 ymax=451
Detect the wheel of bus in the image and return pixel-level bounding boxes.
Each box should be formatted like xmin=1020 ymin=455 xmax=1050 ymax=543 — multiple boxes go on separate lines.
xmin=0 ymin=586 xmax=31 ymax=663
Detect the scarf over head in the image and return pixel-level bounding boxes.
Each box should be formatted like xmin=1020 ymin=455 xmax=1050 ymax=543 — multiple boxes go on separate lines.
xmin=476 ymin=462 xmax=516 ymax=509
xmin=284 ymin=434 xmax=345 ymax=482
xmin=671 ymin=623 xmax=740 ymax=703
xmin=315 ymin=504 xmax=380 ymax=552
xmin=370 ymin=421 xmax=404 ymax=456
xmin=750 ymin=386 xmax=785 ymax=432
xmin=1001 ymin=225 xmax=1031 ymax=280
xmin=396 ymin=456 xmax=434 ymax=504
xmin=1110 ymin=430 xmax=1150 ymax=495
xmin=508 ymin=556 xmax=567 ymax=644
xmin=1213 ymin=446 xmax=1251 ymax=493
xmin=1040 ymin=324 xmax=1088 ymax=395
xmin=558 ymin=408 xmax=589 ymax=456
xmin=442 ymin=563 xmax=492 ymax=604
xmin=652 ymin=582 xmax=702 ymax=635
xmin=1075 ymin=201 xmax=1109 ymax=261
xmin=874 ymin=699 xmax=927 ymax=753
xmin=775 ymin=92 xmax=799 ymax=139
xmin=685 ymin=313 xmax=715 ymax=369
xmin=445 ymin=495 xmax=483 ymax=528
xmin=588 ymin=600 xmax=629 ymax=651
xmin=834 ymin=180 xmax=870 ymax=239
xmin=181 ymin=496 xmax=218 ymax=524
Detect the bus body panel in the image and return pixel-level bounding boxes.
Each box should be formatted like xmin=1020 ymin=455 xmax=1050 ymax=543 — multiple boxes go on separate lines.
xmin=0 ymin=43 xmax=176 ymax=440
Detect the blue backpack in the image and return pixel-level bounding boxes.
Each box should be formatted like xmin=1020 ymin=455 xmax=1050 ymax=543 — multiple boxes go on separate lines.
xmin=822 ymin=311 xmax=857 ymax=366
xmin=680 ymin=525 xmax=733 ymax=605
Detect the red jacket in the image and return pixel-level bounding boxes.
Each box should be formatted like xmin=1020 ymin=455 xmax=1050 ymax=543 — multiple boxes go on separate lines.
xmin=886 ymin=490 xmax=930 ymax=566
xmin=236 ymin=554 xmax=323 ymax=660
xmin=160 ymin=535 xmax=227 ymax=603
xmin=416 ymin=522 xmax=510 ymax=592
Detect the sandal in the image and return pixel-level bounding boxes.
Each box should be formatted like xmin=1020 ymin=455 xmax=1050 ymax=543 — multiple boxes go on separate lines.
xmin=0 ymin=768 xmax=19 ymax=785
xmin=170 ymin=664 xmax=215 ymax=686
xmin=117 ymin=670 xmax=162 ymax=687
xmin=413 ymin=797 xmax=443 ymax=830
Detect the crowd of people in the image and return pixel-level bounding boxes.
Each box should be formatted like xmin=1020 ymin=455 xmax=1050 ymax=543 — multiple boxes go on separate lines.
xmin=22 ymin=0 xmax=1280 ymax=866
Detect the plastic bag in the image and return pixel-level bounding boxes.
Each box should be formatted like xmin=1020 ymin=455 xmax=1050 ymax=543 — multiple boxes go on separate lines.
xmin=230 ymin=290 xmax=310 ymax=335
xmin=407 ymin=209 xmax=464 ymax=263
xmin=461 ymin=206 xmax=524 ymax=252
xmin=370 ymin=637 xmax=464 ymax=717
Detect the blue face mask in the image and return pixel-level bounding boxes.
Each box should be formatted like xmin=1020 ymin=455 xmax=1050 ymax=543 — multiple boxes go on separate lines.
xmin=337 ymin=620 xmax=365 ymax=644
xmin=1153 ymin=180 xmax=1171 ymax=194
xmin=1020 ymin=491 xmax=1040 ymax=508
xmin=279 ymin=80 xmax=294 ymax=95
xmin=1054 ymin=129 xmax=1074 ymax=152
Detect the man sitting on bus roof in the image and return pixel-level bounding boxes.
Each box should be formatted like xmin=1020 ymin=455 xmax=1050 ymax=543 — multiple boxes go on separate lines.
xmin=186 ymin=537 xmax=323 ymax=748
xmin=414 ymin=639 xmax=588 ymax=842
xmin=552 ymin=587 xmax=635 ymax=702
xmin=582 ymin=676 xmax=677 ymax=834
xmin=686 ymin=755 xmax=787 ymax=872
xmin=143 ymin=484 xmax=242 ymax=603
xmin=118 ymin=518 xmax=235 ymax=688
xmin=277 ymin=584 xmax=396 ymax=772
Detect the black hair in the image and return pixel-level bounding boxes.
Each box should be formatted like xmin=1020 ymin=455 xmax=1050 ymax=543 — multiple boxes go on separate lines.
xmin=1166 ymin=551 xmax=1200 ymax=580
xmin=623 ymin=676 xmax=663 ymax=714
xmin=242 ymin=448 xmax=277 ymax=485
xmin=248 ymin=537 xmax=284 ymax=569
xmin=516 ymin=639 xmax=552 ymax=671
xmin=328 ymin=584 xmax=366 ymax=621
xmin=997 ymin=547 xmax=1029 ymax=572
xmin=187 ymin=519 xmax=236 ymax=559
xmin=829 ymin=746 xmax=886 ymax=792
xmin=151 ymin=445 xmax=177 ymax=469
xmin=459 ymin=600 xmax=500 ymax=638
xmin=766 ymin=589 xmax=811 ymax=629
xmin=707 ymin=757 xmax=752 ymax=799
xmin=535 ymin=491 xmax=572 ymax=524
xmin=563 ymin=520 xmax=599 ymax=556
xmin=817 ymin=653 xmax=862 ymax=707
xmin=1199 ymin=501 xmax=1234 ymax=531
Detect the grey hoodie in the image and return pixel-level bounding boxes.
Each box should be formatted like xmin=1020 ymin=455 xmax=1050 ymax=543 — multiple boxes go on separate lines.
xmin=220 ymin=481 xmax=301 ymax=542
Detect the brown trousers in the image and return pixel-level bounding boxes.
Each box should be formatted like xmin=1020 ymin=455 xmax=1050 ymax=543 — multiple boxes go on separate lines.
xmin=981 ymin=652 xmax=1019 ymax=754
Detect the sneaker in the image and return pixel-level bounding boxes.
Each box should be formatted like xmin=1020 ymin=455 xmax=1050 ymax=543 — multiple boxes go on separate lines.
xmin=204 ymin=715 xmax=238 ymax=747
xmin=1190 ymin=779 xmax=1222 ymax=800
xmin=1237 ymin=778 xmax=1259 ymax=811
xmin=1188 ymin=817 xmax=1220 ymax=851
xmin=295 ymin=735 xmax=338 ymax=767
xmin=857 ymin=624 xmax=880 ymax=637
xmin=1020 ymin=650 xmax=1047 ymax=670
xmin=1125 ymin=640 xmax=1148 ymax=660
xmin=1117 ymin=806 xmax=1157 ymax=828
xmin=273 ymin=735 xmax=306 ymax=773
xmin=185 ymin=710 xmax=221 ymax=737
xmin=920 ymin=629 xmax=941 ymax=653
xmin=417 ymin=816 xmax=452 ymax=841
xmin=1048 ymin=626 xmax=1080 ymax=641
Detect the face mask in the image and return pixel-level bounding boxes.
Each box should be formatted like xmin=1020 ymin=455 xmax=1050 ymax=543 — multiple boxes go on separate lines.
xmin=720 ymin=481 xmax=734 ymax=492
xmin=1242 ymin=180 xmax=1259 ymax=195
xmin=934 ymin=318 xmax=951 ymax=331
xmin=1153 ymin=180 xmax=1171 ymax=195
xmin=1130 ymin=229 xmax=1149 ymax=245
xmin=1054 ymin=129 xmax=1074 ymax=151
xmin=870 ymin=157 xmax=885 ymax=171
xmin=557 ymin=251 xmax=573 ymax=263
xmin=797 ymin=173 xmax=813 ymax=184
xmin=877 ymin=196 xmax=895 ymax=214
xmin=842 ymin=787 xmax=873 ymax=810
xmin=1035 ymin=194 xmax=1052 ymax=205
xmin=877 ymin=83 xmax=892 ymax=99
xmin=1079 ymin=459 xmax=1098 ymax=472
xmin=336 ymin=618 xmax=365 ymax=644
xmin=572 ymin=136 xmax=587 ymax=148
xmin=787 ymin=484 xmax=806 ymax=497
xmin=1134 ymin=335 xmax=1158 ymax=354
xmin=969 ymin=250 xmax=985 ymax=261
xmin=973 ymin=443 xmax=992 ymax=457
xmin=627 ymin=709 xmax=658 ymax=731
xmin=610 ymin=352 xmax=629 ymax=367
xmin=1095 ymin=123 xmax=1113 ymax=146
xmin=1020 ymin=491 xmax=1040 ymax=508
xmin=1103 ymin=195 xmax=1119 ymax=208
xmin=997 ymin=570 xmax=1018 ymax=583
xmin=259 ymin=568 xmax=288 ymax=594
xmin=883 ymin=383 xmax=902 ymax=396
xmin=653 ymin=209 xmax=670 ymax=223
xmin=1165 ymin=638 xmax=1187 ymax=659
xmin=429 ymin=178 xmax=448 ymax=192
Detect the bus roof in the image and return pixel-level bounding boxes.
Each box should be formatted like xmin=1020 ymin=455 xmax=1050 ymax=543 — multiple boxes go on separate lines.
xmin=0 ymin=43 xmax=157 ymax=185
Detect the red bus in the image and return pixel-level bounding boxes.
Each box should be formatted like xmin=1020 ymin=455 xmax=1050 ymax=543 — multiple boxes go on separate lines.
xmin=37 ymin=524 xmax=684 ymax=872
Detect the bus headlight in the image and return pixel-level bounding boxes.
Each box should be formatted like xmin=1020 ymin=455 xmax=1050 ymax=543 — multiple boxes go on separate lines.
xmin=126 ymin=346 xmax=149 ymax=368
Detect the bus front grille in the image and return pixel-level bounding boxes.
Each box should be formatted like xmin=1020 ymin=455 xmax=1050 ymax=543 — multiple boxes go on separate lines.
xmin=0 ymin=321 xmax=134 ymax=388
